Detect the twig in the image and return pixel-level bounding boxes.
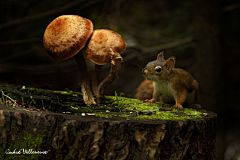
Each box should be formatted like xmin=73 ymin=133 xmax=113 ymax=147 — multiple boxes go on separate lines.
xmin=127 ymin=36 xmax=193 ymax=53
xmin=0 ymin=46 xmax=42 ymax=63
xmin=9 ymin=0 xmax=29 ymax=8
xmin=94 ymin=36 xmax=193 ymax=72
xmin=222 ymin=3 xmax=240 ymax=12
xmin=0 ymin=60 xmax=76 ymax=72
xmin=0 ymin=36 xmax=192 ymax=72
xmin=1 ymin=91 xmax=17 ymax=107
xmin=75 ymin=0 xmax=103 ymax=14
xmin=0 ymin=0 xmax=102 ymax=30
xmin=0 ymin=37 xmax=42 ymax=46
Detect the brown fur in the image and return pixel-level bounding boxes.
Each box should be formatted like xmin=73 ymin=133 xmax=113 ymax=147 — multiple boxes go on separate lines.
xmin=135 ymin=79 xmax=154 ymax=100
xmin=135 ymin=52 xmax=201 ymax=109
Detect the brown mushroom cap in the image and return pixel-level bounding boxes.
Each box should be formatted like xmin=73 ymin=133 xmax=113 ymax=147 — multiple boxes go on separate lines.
xmin=85 ymin=29 xmax=127 ymax=65
xmin=43 ymin=15 xmax=93 ymax=61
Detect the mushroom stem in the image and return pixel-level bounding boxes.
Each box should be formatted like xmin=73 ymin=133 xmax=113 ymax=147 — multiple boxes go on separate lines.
xmin=74 ymin=50 xmax=96 ymax=106
xmin=96 ymin=56 xmax=122 ymax=103
xmin=92 ymin=64 xmax=102 ymax=96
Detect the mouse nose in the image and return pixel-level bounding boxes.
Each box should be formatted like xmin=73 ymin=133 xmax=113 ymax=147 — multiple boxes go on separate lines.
xmin=142 ymin=68 xmax=147 ymax=75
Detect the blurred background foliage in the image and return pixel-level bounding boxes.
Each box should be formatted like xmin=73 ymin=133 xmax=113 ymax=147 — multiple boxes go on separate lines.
xmin=0 ymin=0 xmax=240 ymax=159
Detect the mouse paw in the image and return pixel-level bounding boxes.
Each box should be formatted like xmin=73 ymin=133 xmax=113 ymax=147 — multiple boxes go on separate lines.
xmin=173 ymin=104 xmax=183 ymax=109
xmin=144 ymin=98 xmax=155 ymax=103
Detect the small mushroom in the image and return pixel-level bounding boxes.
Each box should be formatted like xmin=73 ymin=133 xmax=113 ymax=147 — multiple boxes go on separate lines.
xmin=43 ymin=15 xmax=96 ymax=106
xmin=85 ymin=29 xmax=127 ymax=103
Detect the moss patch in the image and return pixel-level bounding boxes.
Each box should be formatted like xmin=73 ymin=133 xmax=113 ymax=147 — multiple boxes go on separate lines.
xmin=0 ymin=84 xmax=207 ymax=121
xmin=0 ymin=133 xmax=44 ymax=160
xmin=92 ymin=96 xmax=205 ymax=120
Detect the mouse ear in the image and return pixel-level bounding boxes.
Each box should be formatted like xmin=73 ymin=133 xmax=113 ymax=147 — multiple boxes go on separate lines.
xmin=157 ymin=51 xmax=165 ymax=61
xmin=165 ymin=56 xmax=175 ymax=70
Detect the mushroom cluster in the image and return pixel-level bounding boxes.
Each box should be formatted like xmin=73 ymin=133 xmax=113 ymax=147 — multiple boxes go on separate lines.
xmin=43 ymin=15 xmax=127 ymax=106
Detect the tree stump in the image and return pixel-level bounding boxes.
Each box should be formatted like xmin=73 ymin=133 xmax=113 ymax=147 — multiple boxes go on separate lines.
xmin=0 ymin=84 xmax=217 ymax=160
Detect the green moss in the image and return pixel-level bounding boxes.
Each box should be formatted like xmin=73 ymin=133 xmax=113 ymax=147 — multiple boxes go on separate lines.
xmin=28 ymin=88 xmax=38 ymax=91
xmin=94 ymin=96 xmax=204 ymax=120
xmin=0 ymin=84 xmax=205 ymax=120
xmin=2 ymin=133 xmax=44 ymax=160
xmin=53 ymin=91 xmax=72 ymax=95
xmin=53 ymin=90 xmax=82 ymax=97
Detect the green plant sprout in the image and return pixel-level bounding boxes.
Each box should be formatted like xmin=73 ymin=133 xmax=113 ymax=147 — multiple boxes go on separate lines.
xmin=65 ymin=88 xmax=73 ymax=95
xmin=57 ymin=96 xmax=60 ymax=103
xmin=115 ymin=91 xmax=125 ymax=112
xmin=1 ymin=91 xmax=17 ymax=107
xmin=115 ymin=91 xmax=119 ymax=105
xmin=29 ymin=96 xmax=36 ymax=106
xmin=2 ymin=91 xmax=5 ymax=103
xmin=41 ymin=100 xmax=44 ymax=108
xmin=21 ymin=96 xmax=25 ymax=105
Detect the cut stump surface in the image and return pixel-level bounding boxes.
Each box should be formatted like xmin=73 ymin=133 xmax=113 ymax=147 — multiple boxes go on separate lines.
xmin=0 ymin=84 xmax=217 ymax=160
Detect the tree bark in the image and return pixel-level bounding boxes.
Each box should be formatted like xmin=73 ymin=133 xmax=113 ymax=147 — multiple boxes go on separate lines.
xmin=0 ymin=106 xmax=217 ymax=160
xmin=0 ymin=84 xmax=217 ymax=159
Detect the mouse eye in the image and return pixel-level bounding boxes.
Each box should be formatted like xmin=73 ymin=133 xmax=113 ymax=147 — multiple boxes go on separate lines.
xmin=155 ymin=66 xmax=162 ymax=72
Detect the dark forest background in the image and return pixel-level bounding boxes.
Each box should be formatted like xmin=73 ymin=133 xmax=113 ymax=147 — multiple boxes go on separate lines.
xmin=0 ymin=0 xmax=240 ymax=159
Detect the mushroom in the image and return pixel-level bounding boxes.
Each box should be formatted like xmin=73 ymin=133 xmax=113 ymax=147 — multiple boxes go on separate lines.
xmin=85 ymin=29 xmax=127 ymax=103
xmin=43 ymin=15 xmax=96 ymax=106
